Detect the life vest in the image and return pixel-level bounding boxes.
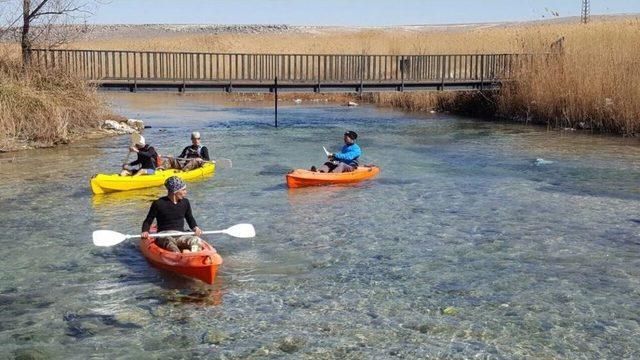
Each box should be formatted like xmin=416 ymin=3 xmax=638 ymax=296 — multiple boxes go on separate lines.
xmin=143 ymin=145 xmax=162 ymax=169
xmin=184 ymin=145 xmax=203 ymax=159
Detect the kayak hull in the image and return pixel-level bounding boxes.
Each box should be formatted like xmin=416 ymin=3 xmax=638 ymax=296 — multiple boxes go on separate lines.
xmin=286 ymin=165 xmax=380 ymax=188
xmin=90 ymin=162 xmax=215 ymax=194
xmin=140 ymin=235 xmax=223 ymax=284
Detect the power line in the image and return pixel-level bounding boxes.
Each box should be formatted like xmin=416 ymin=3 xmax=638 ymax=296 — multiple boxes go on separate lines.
xmin=581 ymin=0 xmax=590 ymax=23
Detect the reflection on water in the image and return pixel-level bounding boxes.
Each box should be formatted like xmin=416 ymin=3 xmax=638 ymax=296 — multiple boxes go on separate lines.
xmin=1 ymin=92 xmax=640 ymax=358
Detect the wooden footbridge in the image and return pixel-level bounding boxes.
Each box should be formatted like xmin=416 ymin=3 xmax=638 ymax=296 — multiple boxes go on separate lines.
xmin=31 ymin=49 xmax=531 ymax=93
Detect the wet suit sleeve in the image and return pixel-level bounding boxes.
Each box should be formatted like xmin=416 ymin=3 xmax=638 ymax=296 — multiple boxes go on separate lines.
xmin=142 ymin=201 xmax=158 ymax=232
xmin=137 ymin=147 xmax=156 ymax=159
xmin=179 ymin=146 xmax=189 ymax=159
xmin=184 ymin=199 xmax=198 ymax=230
xmin=201 ymin=146 xmax=210 ymax=161
xmin=333 ymin=144 xmax=361 ymax=162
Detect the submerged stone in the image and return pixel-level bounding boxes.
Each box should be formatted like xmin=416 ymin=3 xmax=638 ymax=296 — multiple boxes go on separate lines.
xmin=13 ymin=348 xmax=48 ymax=360
xmin=278 ymin=336 xmax=304 ymax=353
xmin=441 ymin=306 xmax=459 ymax=315
xmin=202 ymin=330 xmax=230 ymax=345
xmin=114 ymin=308 xmax=152 ymax=327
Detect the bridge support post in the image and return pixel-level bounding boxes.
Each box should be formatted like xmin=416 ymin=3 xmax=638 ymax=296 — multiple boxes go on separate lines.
xmin=359 ymin=55 xmax=364 ymax=95
xmin=274 ymin=76 xmax=278 ymax=128
xmin=440 ymin=55 xmax=446 ymax=91
xmin=480 ymin=55 xmax=485 ymax=91
xmin=400 ymin=56 xmax=405 ymax=92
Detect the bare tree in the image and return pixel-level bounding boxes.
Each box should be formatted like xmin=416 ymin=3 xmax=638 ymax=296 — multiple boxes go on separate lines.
xmin=21 ymin=0 xmax=94 ymax=66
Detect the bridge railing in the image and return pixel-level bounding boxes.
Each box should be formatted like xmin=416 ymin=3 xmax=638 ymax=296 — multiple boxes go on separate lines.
xmin=30 ymin=49 xmax=533 ymax=83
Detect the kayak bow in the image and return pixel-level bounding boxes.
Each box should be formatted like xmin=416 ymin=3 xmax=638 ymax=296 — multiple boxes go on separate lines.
xmin=140 ymin=234 xmax=223 ymax=284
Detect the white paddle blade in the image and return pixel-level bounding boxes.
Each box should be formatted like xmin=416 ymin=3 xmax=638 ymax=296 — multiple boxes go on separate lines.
xmin=224 ymin=224 xmax=256 ymax=238
xmin=215 ymin=158 xmax=233 ymax=168
xmin=93 ymin=230 xmax=128 ymax=247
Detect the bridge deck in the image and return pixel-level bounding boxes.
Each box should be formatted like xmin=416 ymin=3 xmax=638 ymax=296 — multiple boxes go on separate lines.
xmin=95 ymin=79 xmax=500 ymax=92
xmin=31 ymin=49 xmax=531 ymax=92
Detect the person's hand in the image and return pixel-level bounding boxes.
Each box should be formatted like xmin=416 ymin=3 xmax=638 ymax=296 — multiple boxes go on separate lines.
xmin=194 ymin=227 xmax=203 ymax=237
xmin=328 ymin=153 xmax=335 ymax=160
xmin=129 ymin=146 xmax=139 ymax=153
xmin=141 ymin=231 xmax=149 ymax=239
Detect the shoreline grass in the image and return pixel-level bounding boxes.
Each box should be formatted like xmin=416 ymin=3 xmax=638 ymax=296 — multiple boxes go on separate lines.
xmin=0 ymin=46 xmax=120 ymax=152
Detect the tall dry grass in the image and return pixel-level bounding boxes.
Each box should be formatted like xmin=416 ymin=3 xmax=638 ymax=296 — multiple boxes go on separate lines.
xmin=70 ymin=17 xmax=640 ymax=135
xmin=0 ymin=46 xmax=115 ymax=151
xmin=497 ymin=19 xmax=640 ymax=134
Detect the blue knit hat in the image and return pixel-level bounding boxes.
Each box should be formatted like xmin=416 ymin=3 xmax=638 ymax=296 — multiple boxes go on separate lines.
xmin=165 ymin=176 xmax=186 ymax=193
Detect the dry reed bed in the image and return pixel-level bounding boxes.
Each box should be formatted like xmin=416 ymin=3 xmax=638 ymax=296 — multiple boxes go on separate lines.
xmin=70 ymin=18 xmax=640 ymax=135
xmin=0 ymin=47 xmax=114 ymax=151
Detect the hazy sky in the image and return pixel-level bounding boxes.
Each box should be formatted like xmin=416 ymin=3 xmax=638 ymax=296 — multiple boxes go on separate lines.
xmin=86 ymin=0 xmax=640 ymax=26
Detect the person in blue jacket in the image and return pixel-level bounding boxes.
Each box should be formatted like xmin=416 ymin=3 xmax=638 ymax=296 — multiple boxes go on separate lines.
xmin=312 ymin=131 xmax=361 ymax=173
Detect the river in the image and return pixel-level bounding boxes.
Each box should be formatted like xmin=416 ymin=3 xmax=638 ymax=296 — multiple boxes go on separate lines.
xmin=1 ymin=92 xmax=639 ymax=359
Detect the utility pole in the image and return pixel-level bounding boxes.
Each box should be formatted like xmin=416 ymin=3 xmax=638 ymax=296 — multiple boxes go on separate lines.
xmin=581 ymin=0 xmax=590 ymax=24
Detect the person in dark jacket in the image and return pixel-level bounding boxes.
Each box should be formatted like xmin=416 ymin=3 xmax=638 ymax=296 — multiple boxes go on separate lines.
xmin=167 ymin=131 xmax=210 ymax=171
xmin=141 ymin=176 xmax=204 ymax=253
xmin=312 ymin=131 xmax=362 ymax=173
xmin=120 ymin=136 xmax=158 ymax=176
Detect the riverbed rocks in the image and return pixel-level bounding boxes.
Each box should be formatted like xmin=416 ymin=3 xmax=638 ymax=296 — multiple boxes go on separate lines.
xmin=114 ymin=308 xmax=152 ymax=327
xmin=13 ymin=348 xmax=48 ymax=360
xmin=101 ymin=119 xmax=144 ymax=135
xmin=126 ymin=119 xmax=145 ymax=132
xmin=202 ymin=329 xmax=231 ymax=345
xmin=278 ymin=336 xmax=305 ymax=353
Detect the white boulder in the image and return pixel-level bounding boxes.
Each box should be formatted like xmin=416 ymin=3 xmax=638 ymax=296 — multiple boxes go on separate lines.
xmin=102 ymin=120 xmax=138 ymax=134
xmin=126 ymin=118 xmax=145 ymax=132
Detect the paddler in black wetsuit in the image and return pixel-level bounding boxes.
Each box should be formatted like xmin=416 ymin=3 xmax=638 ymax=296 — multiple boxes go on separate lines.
xmin=167 ymin=131 xmax=210 ymax=171
xmin=141 ymin=176 xmax=204 ymax=253
xmin=120 ymin=135 xmax=159 ymax=176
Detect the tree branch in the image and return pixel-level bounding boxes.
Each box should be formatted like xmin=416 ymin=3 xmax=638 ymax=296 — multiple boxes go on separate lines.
xmin=29 ymin=4 xmax=92 ymax=20
xmin=27 ymin=0 xmax=52 ymax=20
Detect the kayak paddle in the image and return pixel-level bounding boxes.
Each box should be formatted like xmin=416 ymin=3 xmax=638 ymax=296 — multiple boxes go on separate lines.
xmin=162 ymin=156 xmax=233 ymax=168
xmin=93 ymin=223 xmax=256 ymax=247
xmin=122 ymin=133 xmax=142 ymax=166
xmin=323 ymin=146 xmax=331 ymax=156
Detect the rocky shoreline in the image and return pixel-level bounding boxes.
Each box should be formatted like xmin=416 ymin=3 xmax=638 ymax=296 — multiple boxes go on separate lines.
xmin=0 ymin=118 xmax=144 ymax=153
xmin=79 ymin=24 xmax=297 ymax=41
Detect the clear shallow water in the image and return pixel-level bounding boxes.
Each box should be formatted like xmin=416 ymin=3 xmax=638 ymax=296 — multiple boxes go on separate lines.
xmin=1 ymin=92 xmax=640 ymax=359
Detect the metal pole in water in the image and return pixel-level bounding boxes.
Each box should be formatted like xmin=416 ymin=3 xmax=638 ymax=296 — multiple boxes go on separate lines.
xmin=274 ymin=76 xmax=278 ymax=128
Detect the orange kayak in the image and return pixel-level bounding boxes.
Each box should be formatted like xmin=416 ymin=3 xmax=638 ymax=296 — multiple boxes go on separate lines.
xmin=140 ymin=234 xmax=223 ymax=284
xmin=286 ymin=165 xmax=380 ymax=188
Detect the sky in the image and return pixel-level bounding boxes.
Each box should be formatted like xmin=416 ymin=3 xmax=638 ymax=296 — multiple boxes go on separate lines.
xmin=85 ymin=0 xmax=640 ymax=26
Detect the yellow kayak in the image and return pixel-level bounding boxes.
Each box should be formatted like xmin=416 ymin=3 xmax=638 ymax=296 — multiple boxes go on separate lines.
xmin=90 ymin=162 xmax=215 ymax=194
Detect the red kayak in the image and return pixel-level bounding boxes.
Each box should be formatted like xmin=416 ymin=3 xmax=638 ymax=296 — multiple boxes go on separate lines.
xmin=140 ymin=233 xmax=223 ymax=284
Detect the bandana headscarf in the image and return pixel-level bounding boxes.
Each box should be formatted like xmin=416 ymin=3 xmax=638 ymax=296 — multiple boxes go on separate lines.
xmin=165 ymin=176 xmax=186 ymax=193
